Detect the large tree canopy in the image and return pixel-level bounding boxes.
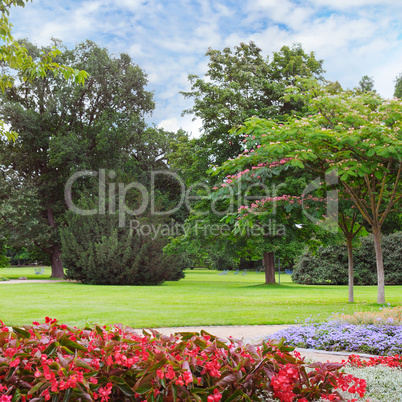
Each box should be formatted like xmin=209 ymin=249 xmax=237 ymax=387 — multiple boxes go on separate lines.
xmin=215 ymin=79 xmax=401 ymax=303
xmin=180 ymin=42 xmax=324 ymax=166
xmin=0 ymin=40 xmax=156 ymax=277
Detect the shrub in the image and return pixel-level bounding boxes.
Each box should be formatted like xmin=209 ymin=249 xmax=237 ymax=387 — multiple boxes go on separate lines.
xmin=332 ymin=306 xmax=402 ymax=326
xmin=61 ymin=211 xmax=185 ymax=286
xmin=291 ymin=245 xmax=349 ymax=285
xmin=0 ymin=318 xmax=366 ymax=401
xmin=355 ymin=232 xmax=402 ymax=285
xmin=292 ymin=232 xmax=402 ymax=285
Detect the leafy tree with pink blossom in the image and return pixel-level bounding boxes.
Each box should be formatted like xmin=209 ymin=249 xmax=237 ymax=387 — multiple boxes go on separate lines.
xmin=218 ymin=79 xmax=401 ymax=303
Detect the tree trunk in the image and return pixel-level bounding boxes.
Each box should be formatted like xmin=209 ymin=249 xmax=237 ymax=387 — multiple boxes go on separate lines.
xmin=50 ymin=247 xmax=64 ymax=278
xmin=263 ymin=251 xmax=276 ymax=284
xmin=372 ymin=226 xmax=385 ymax=304
xmin=346 ymin=236 xmax=354 ymax=303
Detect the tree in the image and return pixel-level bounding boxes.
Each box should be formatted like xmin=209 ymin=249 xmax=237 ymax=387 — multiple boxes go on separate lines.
xmin=209 ymin=163 xmax=329 ymax=284
xmin=0 ymin=1 xmax=87 ymax=140
xmin=0 ymin=40 xmax=155 ymax=277
xmin=180 ymin=42 xmax=324 ymax=166
xmin=394 ymin=73 xmax=402 ymax=98
xmin=223 ymin=79 xmax=401 ymax=303
xmin=166 ymin=43 xmax=325 ymax=272
xmin=357 ymin=75 xmax=376 ymax=93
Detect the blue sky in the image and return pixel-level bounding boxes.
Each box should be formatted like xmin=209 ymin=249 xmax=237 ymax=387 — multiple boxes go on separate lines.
xmin=10 ymin=0 xmax=402 ymax=136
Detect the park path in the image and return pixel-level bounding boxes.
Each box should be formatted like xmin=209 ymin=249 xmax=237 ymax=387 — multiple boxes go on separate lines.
xmin=149 ymin=325 xmax=374 ymax=363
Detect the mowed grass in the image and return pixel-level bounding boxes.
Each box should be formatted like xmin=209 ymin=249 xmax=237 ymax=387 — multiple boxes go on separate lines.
xmin=0 ymin=268 xmax=401 ymax=328
xmin=1 ymin=266 xmax=52 ymax=280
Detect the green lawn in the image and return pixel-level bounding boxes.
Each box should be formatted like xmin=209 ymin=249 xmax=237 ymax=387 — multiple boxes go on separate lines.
xmin=1 ymin=266 xmax=53 ymax=280
xmin=0 ymin=268 xmax=401 ymax=328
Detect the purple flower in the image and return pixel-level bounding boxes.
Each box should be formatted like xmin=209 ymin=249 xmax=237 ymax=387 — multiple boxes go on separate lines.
xmin=269 ymin=322 xmax=402 ymax=355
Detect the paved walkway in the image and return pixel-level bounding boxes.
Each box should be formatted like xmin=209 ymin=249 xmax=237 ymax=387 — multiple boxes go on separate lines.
xmin=149 ymin=325 xmax=372 ymax=363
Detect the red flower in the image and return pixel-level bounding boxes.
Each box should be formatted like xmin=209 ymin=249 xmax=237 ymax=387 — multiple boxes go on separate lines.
xmin=9 ymin=358 xmax=20 ymax=368
xmin=41 ymin=389 xmax=50 ymax=401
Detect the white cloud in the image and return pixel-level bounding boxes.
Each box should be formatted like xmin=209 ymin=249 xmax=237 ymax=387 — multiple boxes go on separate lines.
xmin=8 ymin=0 xmax=402 ymax=131
xmin=306 ymin=0 xmax=402 ymax=10
xmin=157 ymin=116 xmax=202 ymax=137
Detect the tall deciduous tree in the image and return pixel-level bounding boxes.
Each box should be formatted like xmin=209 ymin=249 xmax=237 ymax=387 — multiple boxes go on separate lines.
xmin=180 ymin=42 xmax=324 ymax=166
xmin=167 ymin=43 xmax=325 ymax=272
xmin=0 ymin=40 xmax=154 ymax=277
xmin=222 ymin=79 xmax=401 ymax=303
xmin=357 ymin=75 xmax=376 ymax=93
xmin=395 ymin=73 xmax=402 ymax=98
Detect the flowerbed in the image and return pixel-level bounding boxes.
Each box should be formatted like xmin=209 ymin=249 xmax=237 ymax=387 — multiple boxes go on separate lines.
xmin=345 ymin=354 xmax=402 ymax=368
xmin=271 ymin=321 xmax=402 ymax=355
xmin=337 ymin=355 xmax=402 ymax=401
xmin=331 ymin=305 xmax=402 ymax=326
xmin=0 ymin=318 xmax=366 ymax=401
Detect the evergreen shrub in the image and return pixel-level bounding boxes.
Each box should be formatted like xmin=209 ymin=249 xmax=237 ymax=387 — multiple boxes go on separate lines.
xmin=292 ymin=232 xmax=402 ymax=285
xmin=61 ymin=211 xmax=185 ymax=286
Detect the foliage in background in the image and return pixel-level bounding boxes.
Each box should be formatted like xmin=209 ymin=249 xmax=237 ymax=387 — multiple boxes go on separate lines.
xmin=394 ymin=72 xmax=402 ymax=99
xmin=0 ymin=318 xmax=366 ymax=401
xmin=292 ymin=232 xmax=402 ymax=285
xmin=222 ymin=80 xmax=402 ymax=303
xmin=6 ymin=245 xmax=50 ymax=266
xmin=0 ymin=39 xmax=156 ymax=278
xmin=0 ymin=238 xmax=9 ymax=268
xmin=180 ymin=42 xmax=324 ymax=166
xmin=331 ymin=305 xmax=402 ymax=326
xmin=167 ymin=43 xmax=326 ymax=279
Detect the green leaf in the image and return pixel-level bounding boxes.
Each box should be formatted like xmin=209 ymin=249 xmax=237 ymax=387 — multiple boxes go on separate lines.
xmin=374 ymin=170 xmax=383 ymax=180
xmin=28 ymin=380 xmax=47 ymax=395
xmin=6 ymin=367 xmax=17 ymax=381
xmin=223 ymin=389 xmax=244 ymax=401
xmin=171 ymin=384 xmax=178 ymax=401
xmin=44 ymin=341 xmax=58 ymax=356
xmin=11 ymin=389 xmax=21 ymax=402
xmin=62 ymin=388 xmax=73 ymax=402
xmin=75 ymin=359 xmax=93 ymax=370
xmin=59 ymin=336 xmax=87 ymax=352
xmin=134 ymin=384 xmax=152 ymax=395
xmin=110 ymin=376 xmax=135 ymax=397
xmin=12 ymin=326 xmax=31 ymax=339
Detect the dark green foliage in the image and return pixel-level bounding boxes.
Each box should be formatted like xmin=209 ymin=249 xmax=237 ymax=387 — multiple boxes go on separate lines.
xmin=0 ymin=39 xmax=165 ymax=277
xmin=0 ymin=240 xmax=9 ymax=268
xmin=207 ymin=252 xmax=239 ymax=271
xmin=292 ymin=232 xmax=402 ymax=285
xmin=355 ymin=232 xmax=402 ymax=285
xmin=357 ymin=75 xmax=376 ymax=93
xmin=291 ymin=245 xmax=349 ymax=285
xmin=7 ymin=246 xmax=50 ymax=266
xmin=394 ymin=73 xmax=402 ymax=98
xmin=61 ymin=208 xmax=186 ymax=286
